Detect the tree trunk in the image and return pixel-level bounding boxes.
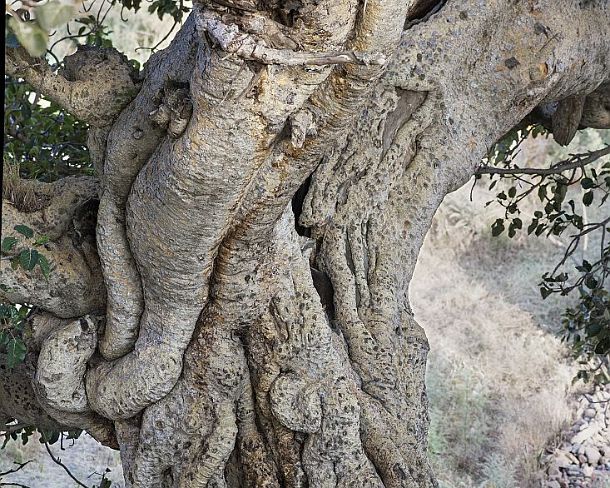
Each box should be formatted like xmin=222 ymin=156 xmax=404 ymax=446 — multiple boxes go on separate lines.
xmin=2 ymin=0 xmax=609 ymax=486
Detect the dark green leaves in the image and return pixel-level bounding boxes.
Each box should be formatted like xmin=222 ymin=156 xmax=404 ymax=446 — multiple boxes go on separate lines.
xmin=1 ymin=237 xmax=18 ymax=253
xmin=14 ymin=225 xmax=34 ymax=238
xmin=38 ymin=254 xmax=51 ymax=279
xmin=4 ymin=77 xmax=90 ymax=180
xmin=0 ymin=303 xmax=30 ymax=371
xmin=2 ymin=226 xmax=52 ymax=278
xmin=19 ymin=249 xmax=39 ymax=271
xmin=583 ymin=191 xmax=594 ymax=206
xmin=5 ymin=336 xmax=27 ymax=369
xmin=479 ymin=127 xmax=610 ymax=385
xmin=147 ymin=0 xmax=190 ymax=21
xmin=491 ymin=219 xmax=505 ymax=236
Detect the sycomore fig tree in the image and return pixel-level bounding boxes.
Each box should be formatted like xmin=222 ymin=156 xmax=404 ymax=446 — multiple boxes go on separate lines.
xmin=2 ymin=0 xmax=609 ymax=486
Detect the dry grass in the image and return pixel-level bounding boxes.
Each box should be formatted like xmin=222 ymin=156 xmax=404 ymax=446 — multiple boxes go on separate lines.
xmin=413 ymin=129 xmax=609 ymax=488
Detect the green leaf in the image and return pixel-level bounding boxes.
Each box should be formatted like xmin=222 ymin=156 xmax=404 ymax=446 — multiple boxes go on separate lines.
xmin=508 ymin=187 xmax=517 ymax=198
xmin=39 ymin=430 xmax=60 ymax=444
xmin=19 ymin=249 xmax=40 ymax=271
xmin=6 ymin=337 xmax=27 ymax=369
xmin=122 ymin=0 xmax=142 ymax=11
xmin=38 ymin=254 xmax=51 ymax=279
xmin=527 ymin=220 xmax=538 ymax=235
xmin=581 ymin=177 xmax=594 ymax=189
xmin=555 ymin=183 xmax=567 ymax=203
xmin=540 ymin=287 xmax=552 ymax=300
xmin=36 ymin=1 xmax=78 ymax=30
xmin=491 ymin=219 xmax=505 ymax=237
xmin=99 ymin=479 xmax=112 ymax=488
xmin=538 ymin=185 xmax=547 ymax=201
xmin=585 ymin=275 xmax=598 ymax=289
xmin=14 ymin=225 xmax=34 ymax=239
xmin=582 ymin=191 xmax=593 ymax=206
xmin=8 ymin=18 xmax=49 ymax=58
xmin=586 ymin=322 xmax=602 ymax=336
xmin=1 ymin=237 xmax=18 ymax=253
xmin=34 ymin=235 xmax=50 ymax=246
xmin=594 ymin=338 xmax=610 ymax=355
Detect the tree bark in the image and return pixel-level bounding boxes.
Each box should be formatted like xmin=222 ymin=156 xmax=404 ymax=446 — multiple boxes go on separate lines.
xmin=2 ymin=0 xmax=609 ymax=486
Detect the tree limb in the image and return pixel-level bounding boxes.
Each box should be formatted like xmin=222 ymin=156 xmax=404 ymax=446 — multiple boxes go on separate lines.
xmin=5 ymin=46 xmax=138 ymax=127
xmin=199 ymin=10 xmax=387 ymax=66
xmin=1 ymin=174 xmax=105 ymax=318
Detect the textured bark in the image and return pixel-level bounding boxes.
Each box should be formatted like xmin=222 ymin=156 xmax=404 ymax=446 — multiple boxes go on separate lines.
xmin=2 ymin=0 xmax=610 ymax=487
xmin=1 ymin=173 xmax=105 ymax=317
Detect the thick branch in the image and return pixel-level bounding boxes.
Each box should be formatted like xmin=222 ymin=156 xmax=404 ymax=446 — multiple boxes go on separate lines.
xmin=199 ymin=11 xmax=386 ymax=66
xmin=5 ymin=46 xmax=138 ymax=127
xmin=0 ymin=353 xmax=66 ymax=432
xmin=1 ymin=175 xmax=105 ymax=318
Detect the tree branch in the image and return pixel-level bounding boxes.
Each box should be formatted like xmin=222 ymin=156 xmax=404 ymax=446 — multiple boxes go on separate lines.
xmin=5 ymin=46 xmax=138 ymax=127
xmin=476 ymin=146 xmax=610 ymax=176
xmin=198 ymin=11 xmax=387 ymax=66
xmin=0 ymin=462 xmax=32 ymax=478
xmin=43 ymin=440 xmax=88 ymax=488
xmin=1 ymin=174 xmax=106 ymax=318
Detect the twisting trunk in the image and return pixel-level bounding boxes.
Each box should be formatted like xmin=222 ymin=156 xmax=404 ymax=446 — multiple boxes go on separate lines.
xmin=2 ymin=0 xmax=610 ymax=486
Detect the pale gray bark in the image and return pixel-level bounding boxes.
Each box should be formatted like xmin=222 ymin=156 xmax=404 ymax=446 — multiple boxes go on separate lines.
xmin=2 ymin=0 xmax=610 ymax=486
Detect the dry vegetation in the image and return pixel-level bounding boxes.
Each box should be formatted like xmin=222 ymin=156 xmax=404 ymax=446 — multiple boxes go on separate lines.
xmin=412 ymin=129 xmax=610 ymax=488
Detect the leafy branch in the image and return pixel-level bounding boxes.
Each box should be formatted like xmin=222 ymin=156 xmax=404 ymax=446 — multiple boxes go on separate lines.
xmin=476 ymin=125 xmax=610 ymax=384
xmin=476 ymin=146 xmax=610 ymax=177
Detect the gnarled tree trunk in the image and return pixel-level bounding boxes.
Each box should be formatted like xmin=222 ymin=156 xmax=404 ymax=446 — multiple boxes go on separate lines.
xmin=3 ymin=0 xmax=610 ymax=486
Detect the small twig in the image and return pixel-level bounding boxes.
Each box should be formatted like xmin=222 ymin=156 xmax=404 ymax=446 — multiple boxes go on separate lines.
xmin=0 ymin=461 xmax=32 ymax=478
xmin=135 ymin=18 xmax=179 ymax=53
xmin=43 ymin=440 xmax=88 ymax=488
xmin=476 ymin=146 xmax=610 ymax=176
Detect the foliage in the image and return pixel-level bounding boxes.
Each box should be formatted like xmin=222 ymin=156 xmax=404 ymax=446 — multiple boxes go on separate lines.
xmin=6 ymin=1 xmax=82 ymax=57
xmin=5 ymin=0 xmax=190 ymax=59
xmin=477 ymin=126 xmax=610 ymax=384
xmin=2 ymin=224 xmax=52 ymax=279
xmin=4 ymin=76 xmax=91 ymax=181
xmin=0 ymin=224 xmax=54 ymax=372
xmin=0 ymin=303 xmax=29 ymax=371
